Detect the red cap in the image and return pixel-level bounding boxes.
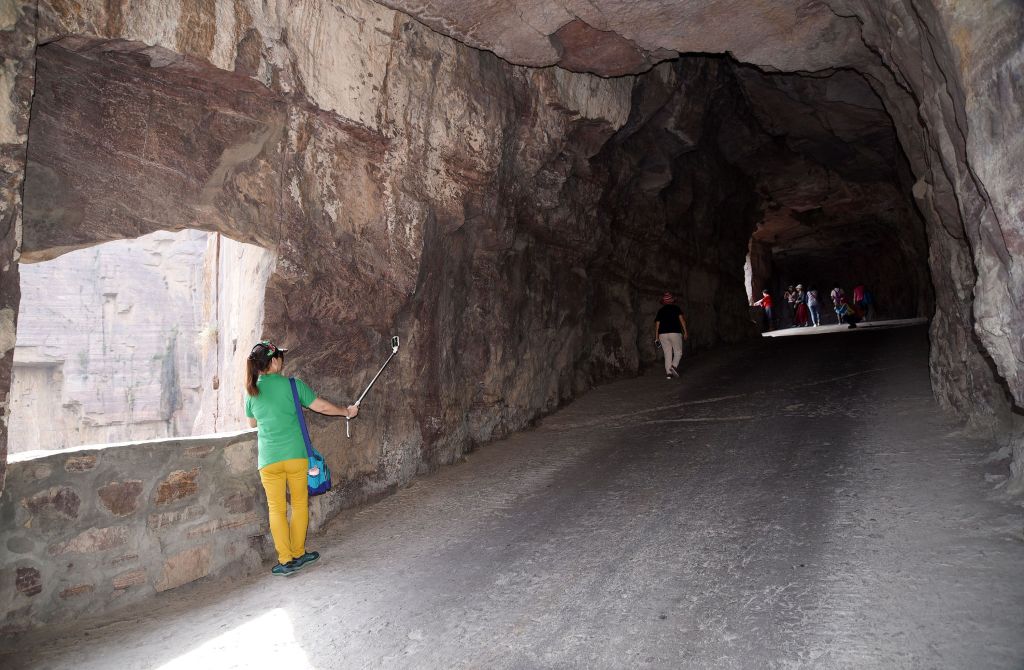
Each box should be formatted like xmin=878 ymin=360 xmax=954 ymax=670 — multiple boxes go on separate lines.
xmin=661 ymin=292 xmax=675 ymax=304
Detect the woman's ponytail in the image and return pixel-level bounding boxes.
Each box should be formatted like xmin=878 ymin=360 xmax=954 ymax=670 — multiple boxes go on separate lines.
xmin=246 ymin=340 xmax=284 ymax=397
xmin=246 ymin=356 xmax=262 ymax=397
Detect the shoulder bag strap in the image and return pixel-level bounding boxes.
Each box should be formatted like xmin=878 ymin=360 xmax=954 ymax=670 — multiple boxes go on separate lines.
xmin=289 ymin=377 xmax=315 ymax=458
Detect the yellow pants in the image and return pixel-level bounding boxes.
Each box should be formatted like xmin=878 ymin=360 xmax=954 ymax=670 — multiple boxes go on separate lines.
xmin=258 ymin=458 xmax=309 ymax=565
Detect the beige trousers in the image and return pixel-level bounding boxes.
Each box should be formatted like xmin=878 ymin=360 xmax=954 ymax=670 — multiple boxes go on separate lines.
xmin=659 ymin=333 xmax=684 ymax=374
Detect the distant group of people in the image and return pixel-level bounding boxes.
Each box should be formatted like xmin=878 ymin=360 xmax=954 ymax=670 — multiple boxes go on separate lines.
xmin=751 ymin=283 xmax=874 ymax=331
xmin=830 ymin=283 xmax=874 ymax=328
xmin=786 ymin=284 xmax=821 ymax=328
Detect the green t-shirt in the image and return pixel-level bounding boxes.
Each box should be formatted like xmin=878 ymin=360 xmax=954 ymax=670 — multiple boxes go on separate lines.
xmin=245 ymin=374 xmax=317 ymax=469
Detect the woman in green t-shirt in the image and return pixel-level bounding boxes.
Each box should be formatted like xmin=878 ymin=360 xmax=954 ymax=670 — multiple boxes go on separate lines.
xmin=245 ymin=340 xmax=358 ymax=576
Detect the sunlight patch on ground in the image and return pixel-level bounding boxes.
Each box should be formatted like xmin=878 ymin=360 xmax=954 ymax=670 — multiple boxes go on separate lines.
xmin=761 ymin=317 xmax=928 ymax=337
xmin=155 ymin=608 xmax=313 ymax=670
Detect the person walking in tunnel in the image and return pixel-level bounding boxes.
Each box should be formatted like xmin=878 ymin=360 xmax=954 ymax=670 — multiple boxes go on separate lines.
xmin=793 ymin=284 xmax=810 ymax=327
xmin=655 ymin=292 xmax=689 ymax=379
xmin=806 ymin=285 xmax=821 ymax=326
xmin=245 ymin=340 xmax=358 ymax=576
xmin=862 ymin=287 xmax=875 ymax=322
xmin=830 ymin=284 xmax=846 ymax=325
xmin=751 ymin=289 xmax=774 ymax=332
xmin=853 ymin=283 xmax=867 ymax=315
xmin=783 ymin=285 xmax=797 ymax=327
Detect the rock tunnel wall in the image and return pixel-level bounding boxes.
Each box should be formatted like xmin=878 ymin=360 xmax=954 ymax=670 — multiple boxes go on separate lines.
xmin=368 ymin=1 xmax=1024 ymax=478
xmin=0 ymin=2 xmax=793 ymax=628
xmin=842 ymin=1 xmax=1024 ymax=480
xmin=0 ymin=0 xmax=1017 ymax=628
xmin=2 ymin=2 xmax=778 ymax=511
xmin=0 ymin=0 xmax=1019 ymax=582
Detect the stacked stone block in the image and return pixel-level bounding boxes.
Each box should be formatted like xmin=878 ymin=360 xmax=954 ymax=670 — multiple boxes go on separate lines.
xmin=0 ymin=431 xmax=266 ymax=634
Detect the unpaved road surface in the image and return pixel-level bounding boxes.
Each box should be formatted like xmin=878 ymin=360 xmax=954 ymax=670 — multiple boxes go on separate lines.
xmin=3 ymin=325 xmax=1023 ymax=669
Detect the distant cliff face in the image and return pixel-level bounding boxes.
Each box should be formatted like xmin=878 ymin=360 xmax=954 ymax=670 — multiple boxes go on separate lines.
xmin=9 ymin=230 xmax=273 ymax=454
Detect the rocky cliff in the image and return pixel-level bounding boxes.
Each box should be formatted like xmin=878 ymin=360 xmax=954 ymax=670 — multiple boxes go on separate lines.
xmin=372 ymin=0 xmax=1024 ymax=481
xmin=11 ymin=230 xmax=207 ymax=452
xmin=9 ymin=230 xmax=273 ymax=454
xmin=0 ymin=0 xmax=1019 ymax=499
xmin=6 ymin=2 xmax=765 ymax=508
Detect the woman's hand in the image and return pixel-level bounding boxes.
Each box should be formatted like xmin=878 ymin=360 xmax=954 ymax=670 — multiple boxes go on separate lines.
xmin=310 ymin=397 xmax=358 ymax=419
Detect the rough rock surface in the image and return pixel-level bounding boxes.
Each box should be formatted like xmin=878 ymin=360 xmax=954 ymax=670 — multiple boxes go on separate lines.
xmin=0 ymin=0 xmax=1017 ymax=535
xmin=0 ymin=0 xmax=1017 ymax=631
xmin=0 ymin=431 xmax=266 ymax=632
xmin=372 ymin=0 xmax=1024 ymax=481
xmin=3 ymin=0 xmax=1020 ymax=487
xmin=15 ymin=1 xmax=777 ymax=509
xmin=10 ymin=229 xmax=272 ymax=452
xmin=0 ymin=1 xmax=38 ymax=496
xmin=602 ymin=59 xmax=932 ymax=323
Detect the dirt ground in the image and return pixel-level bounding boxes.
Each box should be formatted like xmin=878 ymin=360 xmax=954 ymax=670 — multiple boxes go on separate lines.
xmin=3 ymin=324 xmax=1022 ymax=669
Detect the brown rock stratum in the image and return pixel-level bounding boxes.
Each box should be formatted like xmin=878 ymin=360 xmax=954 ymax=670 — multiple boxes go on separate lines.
xmin=0 ymin=0 xmax=1021 ymax=505
xmin=373 ymin=0 xmax=1024 ymax=483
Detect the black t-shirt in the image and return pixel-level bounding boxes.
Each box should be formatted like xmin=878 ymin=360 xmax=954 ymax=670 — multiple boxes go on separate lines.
xmin=655 ymin=305 xmax=684 ymax=333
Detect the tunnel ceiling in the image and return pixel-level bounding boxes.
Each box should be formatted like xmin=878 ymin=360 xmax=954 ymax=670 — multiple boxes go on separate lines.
xmin=22 ymin=37 xmax=289 ymax=261
xmin=377 ymin=0 xmax=930 ymax=266
xmin=730 ymin=66 xmax=922 ymax=263
xmin=375 ymin=0 xmax=867 ymax=75
xmin=4 ymin=0 xmax=1019 ymax=549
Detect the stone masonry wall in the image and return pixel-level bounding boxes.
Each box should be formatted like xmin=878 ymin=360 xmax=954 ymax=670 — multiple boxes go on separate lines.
xmin=0 ymin=430 xmax=267 ymax=633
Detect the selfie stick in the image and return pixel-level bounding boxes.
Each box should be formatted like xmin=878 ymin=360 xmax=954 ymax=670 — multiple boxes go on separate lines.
xmin=346 ymin=336 xmax=400 ymax=438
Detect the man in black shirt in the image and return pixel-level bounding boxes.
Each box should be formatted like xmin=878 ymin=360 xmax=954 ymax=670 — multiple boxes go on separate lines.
xmin=654 ymin=292 xmax=689 ymax=379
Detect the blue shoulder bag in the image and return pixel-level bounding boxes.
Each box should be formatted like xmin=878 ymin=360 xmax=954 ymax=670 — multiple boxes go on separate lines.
xmin=289 ymin=377 xmax=332 ymax=496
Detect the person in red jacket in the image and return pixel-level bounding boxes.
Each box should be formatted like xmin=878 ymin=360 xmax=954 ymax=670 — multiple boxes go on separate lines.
xmin=752 ymin=289 xmax=774 ymax=332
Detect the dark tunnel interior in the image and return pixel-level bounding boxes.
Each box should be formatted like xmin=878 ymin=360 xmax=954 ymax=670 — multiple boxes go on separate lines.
xmin=2 ymin=2 xmax=1023 ymax=660
xmin=21 ymin=40 xmax=936 ymax=408
xmin=23 ymin=39 xmax=933 ymax=349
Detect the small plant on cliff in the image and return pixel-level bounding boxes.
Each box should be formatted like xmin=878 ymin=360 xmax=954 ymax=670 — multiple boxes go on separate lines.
xmin=197 ymin=323 xmax=218 ymax=346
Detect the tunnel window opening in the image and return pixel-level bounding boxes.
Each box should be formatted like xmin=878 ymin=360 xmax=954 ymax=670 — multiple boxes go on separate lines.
xmin=745 ymin=237 xmax=773 ymax=304
xmin=8 ymin=229 xmax=275 ymax=457
xmin=743 ymin=250 xmax=754 ymax=303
